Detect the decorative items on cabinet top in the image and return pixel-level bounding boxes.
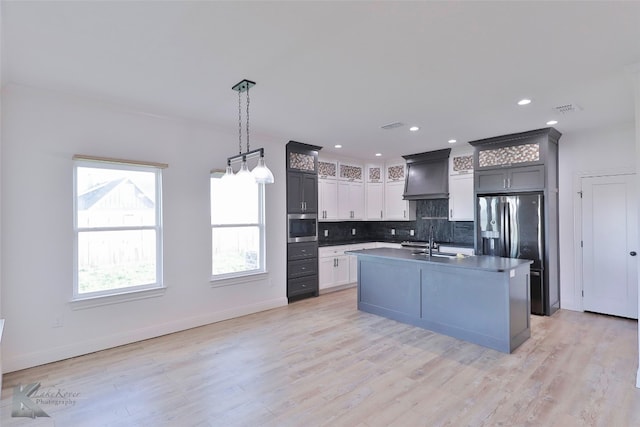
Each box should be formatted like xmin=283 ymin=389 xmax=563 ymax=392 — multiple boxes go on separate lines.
xmin=386 ymin=164 xmax=405 ymax=182
xmin=469 ymin=127 xmax=561 ymax=170
xmin=367 ymin=165 xmax=382 ymax=182
xmin=451 ymin=154 xmax=474 ymax=174
xmin=318 ymin=160 xmax=337 ymax=179
xmin=287 ymin=141 xmax=322 ymax=174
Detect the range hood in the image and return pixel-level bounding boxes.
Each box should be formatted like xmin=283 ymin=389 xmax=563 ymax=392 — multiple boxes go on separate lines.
xmin=402 ymin=148 xmax=451 ymax=200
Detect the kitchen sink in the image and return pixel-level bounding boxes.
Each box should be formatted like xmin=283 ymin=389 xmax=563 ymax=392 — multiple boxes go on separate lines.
xmin=410 ymin=250 xmax=460 ymax=259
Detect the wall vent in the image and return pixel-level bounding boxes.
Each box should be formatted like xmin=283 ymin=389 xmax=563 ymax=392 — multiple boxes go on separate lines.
xmin=381 ymin=121 xmax=404 ymax=130
xmin=553 ymin=103 xmax=583 ymax=114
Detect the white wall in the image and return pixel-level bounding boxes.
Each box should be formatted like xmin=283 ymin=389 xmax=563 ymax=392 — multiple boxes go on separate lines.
xmin=0 ymin=84 xmax=288 ymax=372
xmin=0 ymin=0 xmax=4 ymax=389
xmin=558 ymin=123 xmax=636 ymax=312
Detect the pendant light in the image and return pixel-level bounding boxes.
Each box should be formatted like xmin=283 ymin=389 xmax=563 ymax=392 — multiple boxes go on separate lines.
xmin=225 ymin=79 xmax=274 ymax=184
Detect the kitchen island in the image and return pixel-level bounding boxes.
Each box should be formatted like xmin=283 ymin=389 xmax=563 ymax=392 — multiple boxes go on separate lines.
xmin=345 ymin=248 xmax=532 ymax=353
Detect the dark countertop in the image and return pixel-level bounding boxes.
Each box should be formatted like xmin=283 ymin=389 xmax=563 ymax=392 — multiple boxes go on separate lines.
xmin=318 ymin=238 xmax=403 ymax=247
xmin=318 ymin=239 xmax=474 ymax=248
xmin=345 ymin=247 xmax=532 ymax=272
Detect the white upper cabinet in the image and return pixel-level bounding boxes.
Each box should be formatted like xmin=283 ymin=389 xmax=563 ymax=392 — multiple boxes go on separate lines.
xmin=384 ymin=161 xmax=416 ymax=221
xmin=365 ymin=164 xmax=384 ymax=220
xmin=318 ymin=159 xmax=339 ymax=221
xmin=448 ymin=149 xmax=474 ymax=221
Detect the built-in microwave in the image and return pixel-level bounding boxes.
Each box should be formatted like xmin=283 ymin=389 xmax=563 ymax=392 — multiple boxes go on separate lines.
xmin=287 ymin=213 xmax=317 ymax=243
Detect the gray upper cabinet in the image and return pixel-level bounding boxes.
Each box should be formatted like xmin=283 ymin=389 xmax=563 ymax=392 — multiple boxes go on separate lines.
xmin=476 ymin=165 xmax=545 ymax=192
xmin=287 ymin=172 xmax=318 ymax=213
xmin=470 ymin=128 xmax=560 ymax=194
xmin=286 ymin=141 xmax=321 ymax=214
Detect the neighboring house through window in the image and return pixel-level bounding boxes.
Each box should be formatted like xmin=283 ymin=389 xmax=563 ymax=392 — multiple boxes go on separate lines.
xmin=210 ymin=172 xmax=266 ymax=280
xmin=73 ymin=156 xmax=165 ymax=299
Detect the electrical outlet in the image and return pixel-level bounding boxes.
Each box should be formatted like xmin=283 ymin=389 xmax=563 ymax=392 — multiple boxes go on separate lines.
xmin=324 ymin=229 xmax=329 ymax=237
xmin=410 ymin=229 xmax=415 ymax=236
xmin=391 ymin=229 xmax=396 ymax=235
xmin=351 ymin=228 xmax=356 ymax=235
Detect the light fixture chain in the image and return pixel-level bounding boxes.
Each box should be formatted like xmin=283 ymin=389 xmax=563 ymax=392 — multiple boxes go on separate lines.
xmin=246 ymin=85 xmax=250 ymax=153
xmin=238 ymin=88 xmax=242 ymax=155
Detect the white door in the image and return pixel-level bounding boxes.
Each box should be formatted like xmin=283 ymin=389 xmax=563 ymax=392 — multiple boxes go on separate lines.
xmin=582 ymin=174 xmax=638 ymax=319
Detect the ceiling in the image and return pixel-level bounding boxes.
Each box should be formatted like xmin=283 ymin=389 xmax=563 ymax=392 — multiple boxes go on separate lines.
xmin=3 ymin=1 xmax=640 ymax=160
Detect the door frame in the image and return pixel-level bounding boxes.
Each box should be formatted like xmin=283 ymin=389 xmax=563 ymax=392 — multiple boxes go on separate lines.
xmin=572 ymin=167 xmax=636 ymax=313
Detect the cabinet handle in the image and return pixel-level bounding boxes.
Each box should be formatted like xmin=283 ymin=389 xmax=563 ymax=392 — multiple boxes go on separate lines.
xmin=380 ymin=210 xmax=383 ymax=219
xmin=503 ymin=178 xmax=507 ymax=189
xmin=450 ymin=209 xmax=453 ymax=218
xmin=403 ymin=210 xmax=406 ymax=218
xmin=507 ymin=178 xmax=511 ymax=188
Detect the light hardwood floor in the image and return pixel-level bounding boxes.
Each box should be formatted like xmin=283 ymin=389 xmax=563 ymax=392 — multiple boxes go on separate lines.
xmin=1 ymin=288 xmax=639 ymax=426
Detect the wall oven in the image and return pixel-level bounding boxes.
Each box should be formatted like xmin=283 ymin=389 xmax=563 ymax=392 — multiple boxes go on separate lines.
xmin=287 ymin=213 xmax=317 ymax=243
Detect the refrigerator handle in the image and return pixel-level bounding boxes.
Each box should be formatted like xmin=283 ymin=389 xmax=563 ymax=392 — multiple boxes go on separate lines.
xmin=500 ymin=199 xmax=507 ymax=257
xmin=505 ymin=200 xmax=511 ymax=256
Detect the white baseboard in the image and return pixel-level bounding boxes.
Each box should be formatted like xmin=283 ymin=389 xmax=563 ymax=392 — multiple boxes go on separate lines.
xmin=3 ymin=297 xmax=288 ymax=373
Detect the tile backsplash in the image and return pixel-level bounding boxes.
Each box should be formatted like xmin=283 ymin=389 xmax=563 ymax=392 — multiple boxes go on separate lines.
xmin=319 ymin=199 xmax=474 ymax=246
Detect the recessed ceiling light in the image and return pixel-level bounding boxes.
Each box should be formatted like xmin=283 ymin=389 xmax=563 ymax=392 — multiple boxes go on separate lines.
xmin=375 ymin=153 xmax=382 ymax=157
xmin=448 ymin=139 xmax=457 ymax=144
xmin=517 ymin=99 xmax=532 ymax=106
xmin=334 ymin=144 xmax=342 ymax=148
xmin=409 ymin=126 xmax=420 ymax=132
xmin=546 ymin=120 xmax=558 ymax=125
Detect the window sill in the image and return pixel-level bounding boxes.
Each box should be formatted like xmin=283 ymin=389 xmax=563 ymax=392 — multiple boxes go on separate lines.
xmin=70 ymin=287 xmax=167 ymax=310
xmin=210 ymin=271 xmax=269 ymax=288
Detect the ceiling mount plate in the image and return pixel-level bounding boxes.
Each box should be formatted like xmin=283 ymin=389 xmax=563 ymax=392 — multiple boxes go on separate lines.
xmin=232 ymin=79 xmax=256 ymax=93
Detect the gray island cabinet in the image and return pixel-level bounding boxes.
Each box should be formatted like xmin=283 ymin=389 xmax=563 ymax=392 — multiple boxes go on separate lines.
xmin=345 ymin=248 xmax=532 ymax=353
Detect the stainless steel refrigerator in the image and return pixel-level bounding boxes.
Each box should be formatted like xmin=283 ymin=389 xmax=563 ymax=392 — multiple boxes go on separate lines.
xmin=477 ymin=193 xmax=545 ymax=315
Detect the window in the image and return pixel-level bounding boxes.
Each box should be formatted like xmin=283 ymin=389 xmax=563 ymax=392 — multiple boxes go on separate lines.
xmin=73 ymin=157 xmax=164 ymax=299
xmin=211 ymin=173 xmax=266 ymax=279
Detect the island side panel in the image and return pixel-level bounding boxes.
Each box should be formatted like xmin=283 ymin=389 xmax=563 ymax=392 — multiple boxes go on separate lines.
xmin=358 ymin=257 xmax=422 ymax=325
xmin=421 ymin=266 xmax=511 ymax=353
xmin=509 ymin=264 xmax=531 ymax=351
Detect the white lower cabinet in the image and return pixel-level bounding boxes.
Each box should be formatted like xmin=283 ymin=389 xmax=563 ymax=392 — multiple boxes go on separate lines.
xmin=319 ymin=243 xmax=377 ymax=292
xmin=319 ymin=246 xmax=350 ymax=290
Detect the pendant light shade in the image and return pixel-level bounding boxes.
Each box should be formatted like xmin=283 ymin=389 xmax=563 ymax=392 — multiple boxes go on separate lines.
xmin=252 ymin=153 xmax=274 ymax=184
xmin=221 ymin=161 xmax=235 ymax=182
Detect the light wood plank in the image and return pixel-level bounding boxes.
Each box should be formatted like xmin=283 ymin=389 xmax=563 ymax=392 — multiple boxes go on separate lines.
xmin=1 ymin=288 xmax=639 ymax=426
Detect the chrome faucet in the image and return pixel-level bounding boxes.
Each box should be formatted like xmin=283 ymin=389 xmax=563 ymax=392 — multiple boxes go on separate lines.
xmin=428 ymin=225 xmax=434 ymax=257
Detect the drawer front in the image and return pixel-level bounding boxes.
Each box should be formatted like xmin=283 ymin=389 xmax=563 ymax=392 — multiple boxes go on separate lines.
xmin=288 ymin=275 xmax=318 ymax=296
xmin=288 ymin=242 xmax=318 ymax=260
xmin=319 ymin=245 xmax=349 ymax=258
xmin=288 ymin=259 xmax=318 ymax=279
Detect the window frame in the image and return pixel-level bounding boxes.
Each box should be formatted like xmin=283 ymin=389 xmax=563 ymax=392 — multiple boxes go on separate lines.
xmin=210 ymin=172 xmax=267 ymax=282
xmin=72 ymin=159 xmax=164 ymax=301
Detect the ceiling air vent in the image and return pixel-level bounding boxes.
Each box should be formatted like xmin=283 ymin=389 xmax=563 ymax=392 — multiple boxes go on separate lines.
xmin=553 ymin=103 xmax=583 ymax=114
xmin=381 ymin=121 xmax=404 ymax=130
